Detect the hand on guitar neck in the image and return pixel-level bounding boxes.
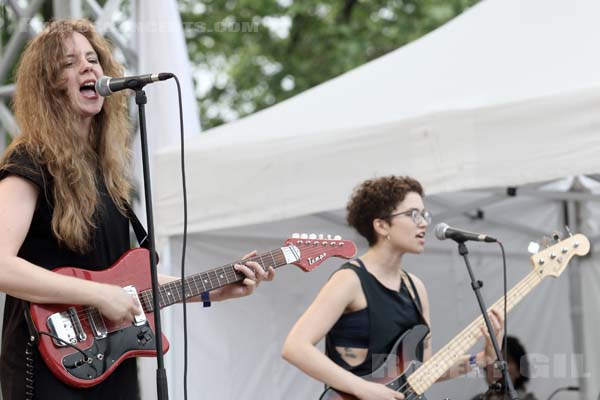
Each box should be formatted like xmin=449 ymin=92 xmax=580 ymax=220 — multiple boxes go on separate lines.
xmin=208 ymin=250 xmax=275 ymax=301
xmin=481 ymin=308 xmax=505 ymax=367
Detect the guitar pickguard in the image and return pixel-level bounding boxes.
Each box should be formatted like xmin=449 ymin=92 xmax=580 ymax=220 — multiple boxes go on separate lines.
xmin=61 ymin=322 xmax=155 ymax=381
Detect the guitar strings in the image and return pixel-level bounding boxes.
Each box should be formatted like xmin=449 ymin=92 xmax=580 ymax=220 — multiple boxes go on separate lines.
xmin=392 ymin=271 xmax=541 ymax=397
xmin=66 ymin=249 xmax=287 ymax=322
xmin=58 ymin=243 xmax=350 ymax=331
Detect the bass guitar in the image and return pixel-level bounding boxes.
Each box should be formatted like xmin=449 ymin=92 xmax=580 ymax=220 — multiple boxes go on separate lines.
xmin=319 ymin=234 xmax=589 ymax=399
xmin=28 ymin=234 xmax=357 ymax=388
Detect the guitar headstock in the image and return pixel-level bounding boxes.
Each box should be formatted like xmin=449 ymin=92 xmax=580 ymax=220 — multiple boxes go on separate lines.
xmin=530 ymin=233 xmax=590 ymax=278
xmin=285 ymin=233 xmax=357 ymax=272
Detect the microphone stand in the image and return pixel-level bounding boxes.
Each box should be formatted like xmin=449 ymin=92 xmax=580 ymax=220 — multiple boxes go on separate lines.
xmin=457 ymin=241 xmax=519 ymax=400
xmin=135 ymin=88 xmax=169 ymax=400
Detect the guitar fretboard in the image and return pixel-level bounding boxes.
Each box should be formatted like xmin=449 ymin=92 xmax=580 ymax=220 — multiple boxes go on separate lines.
xmin=138 ymin=247 xmax=294 ymax=312
xmin=407 ymin=269 xmax=544 ymax=394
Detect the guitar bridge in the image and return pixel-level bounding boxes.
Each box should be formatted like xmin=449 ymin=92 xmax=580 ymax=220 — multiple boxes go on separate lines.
xmin=47 ymin=307 xmax=86 ymax=347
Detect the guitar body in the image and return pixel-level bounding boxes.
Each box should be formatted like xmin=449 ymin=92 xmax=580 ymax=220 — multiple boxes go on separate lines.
xmin=29 ymin=248 xmax=169 ymax=388
xmin=319 ymin=325 xmax=429 ymax=400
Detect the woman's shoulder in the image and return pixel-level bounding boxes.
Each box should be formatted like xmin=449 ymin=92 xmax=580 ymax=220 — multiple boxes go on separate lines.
xmin=327 ymin=264 xmax=363 ymax=290
xmin=0 ymin=143 xmax=46 ymax=188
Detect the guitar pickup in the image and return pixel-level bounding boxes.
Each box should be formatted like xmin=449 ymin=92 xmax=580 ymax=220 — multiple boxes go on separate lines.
xmin=123 ymin=285 xmax=146 ymax=326
xmin=47 ymin=307 xmax=86 ymax=347
xmin=87 ymin=308 xmax=107 ymax=339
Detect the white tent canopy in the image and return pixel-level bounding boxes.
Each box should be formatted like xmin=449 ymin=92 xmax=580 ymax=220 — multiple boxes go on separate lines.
xmin=155 ymin=0 xmax=600 ymax=235
xmin=151 ymin=0 xmax=600 ymax=399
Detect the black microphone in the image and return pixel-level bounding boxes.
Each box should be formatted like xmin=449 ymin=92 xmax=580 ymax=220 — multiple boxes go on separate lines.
xmin=95 ymin=73 xmax=174 ymax=96
xmin=434 ymin=222 xmax=497 ymax=243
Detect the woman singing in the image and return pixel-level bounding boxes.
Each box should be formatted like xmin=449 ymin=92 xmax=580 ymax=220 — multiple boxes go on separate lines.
xmin=282 ymin=176 xmax=502 ymax=399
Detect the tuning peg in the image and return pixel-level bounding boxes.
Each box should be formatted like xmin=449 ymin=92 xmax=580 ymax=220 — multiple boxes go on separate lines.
xmin=292 ymin=233 xmax=300 ymax=238
xmin=327 ymin=234 xmax=332 ymax=240
xmin=300 ymin=233 xmax=308 ymax=239
xmin=318 ymin=234 xmax=324 ymax=240
xmin=527 ymin=242 xmax=540 ymax=255
xmin=551 ymin=231 xmax=562 ymax=242
xmin=334 ymin=235 xmax=342 ymax=240
xmin=309 ymin=233 xmax=317 ymax=239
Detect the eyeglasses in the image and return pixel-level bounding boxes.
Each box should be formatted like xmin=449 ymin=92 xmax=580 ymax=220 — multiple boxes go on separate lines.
xmin=388 ymin=209 xmax=432 ymax=225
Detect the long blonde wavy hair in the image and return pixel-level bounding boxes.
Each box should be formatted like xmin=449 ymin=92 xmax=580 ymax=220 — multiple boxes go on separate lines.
xmin=2 ymin=19 xmax=132 ymax=253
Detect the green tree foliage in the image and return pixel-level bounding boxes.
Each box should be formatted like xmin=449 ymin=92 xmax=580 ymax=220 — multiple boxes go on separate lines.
xmin=179 ymin=0 xmax=480 ymax=130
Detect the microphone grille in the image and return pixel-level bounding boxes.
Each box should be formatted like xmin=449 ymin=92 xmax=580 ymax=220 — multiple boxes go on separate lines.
xmin=434 ymin=223 xmax=449 ymax=240
xmin=95 ymin=76 xmax=112 ymax=97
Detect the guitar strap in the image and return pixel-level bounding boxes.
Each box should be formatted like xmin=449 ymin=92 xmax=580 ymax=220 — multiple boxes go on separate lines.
xmin=124 ymin=202 xmax=160 ymax=262
xmin=124 ymin=202 xmax=149 ymax=248
xmin=400 ymin=270 xmax=428 ymax=327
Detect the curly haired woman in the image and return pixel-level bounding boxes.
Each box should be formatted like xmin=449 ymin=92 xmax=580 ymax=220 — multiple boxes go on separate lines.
xmin=282 ymin=176 xmax=503 ymax=400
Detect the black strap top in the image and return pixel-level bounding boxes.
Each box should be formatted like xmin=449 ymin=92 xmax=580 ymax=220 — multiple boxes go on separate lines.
xmin=326 ymin=259 xmax=428 ymax=377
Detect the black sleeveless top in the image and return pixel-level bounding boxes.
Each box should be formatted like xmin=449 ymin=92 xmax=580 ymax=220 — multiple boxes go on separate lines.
xmin=0 ymin=147 xmax=139 ymax=399
xmin=325 ymin=259 xmax=428 ymax=377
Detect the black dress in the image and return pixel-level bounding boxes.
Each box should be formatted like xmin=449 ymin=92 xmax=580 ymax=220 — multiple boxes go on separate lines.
xmin=0 ymin=148 xmax=140 ymax=399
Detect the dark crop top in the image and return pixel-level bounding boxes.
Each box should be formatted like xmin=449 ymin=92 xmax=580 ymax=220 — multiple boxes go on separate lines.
xmin=325 ymin=259 xmax=428 ymax=376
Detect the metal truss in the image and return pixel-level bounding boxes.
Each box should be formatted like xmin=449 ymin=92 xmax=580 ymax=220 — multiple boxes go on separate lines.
xmin=0 ymin=0 xmax=139 ymax=151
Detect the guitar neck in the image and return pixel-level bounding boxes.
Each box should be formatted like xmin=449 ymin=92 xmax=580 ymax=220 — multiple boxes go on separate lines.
xmin=140 ymin=247 xmax=299 ymax=311
xmin=407 ymin=269 xmax=543 ymax=394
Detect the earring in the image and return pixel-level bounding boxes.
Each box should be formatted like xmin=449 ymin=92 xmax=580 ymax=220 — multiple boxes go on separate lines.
xmin=386 ymin=234 xmax=391 ymax=241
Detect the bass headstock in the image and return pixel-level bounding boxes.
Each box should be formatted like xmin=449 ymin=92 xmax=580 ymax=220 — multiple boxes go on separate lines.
xmin=530 ymin=233 xmax=589 ymax=278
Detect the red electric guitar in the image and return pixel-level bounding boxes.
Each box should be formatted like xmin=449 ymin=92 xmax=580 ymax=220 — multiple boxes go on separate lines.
xmin=319 ymin=233 xmax=589 ymax=399
xmin=28 ymin=234 xmax=357 ymax=388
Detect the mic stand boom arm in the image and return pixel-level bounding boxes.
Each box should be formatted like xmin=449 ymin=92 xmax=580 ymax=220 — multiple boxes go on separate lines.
xmin=457 ymin=241 xmax=519 ymax=400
